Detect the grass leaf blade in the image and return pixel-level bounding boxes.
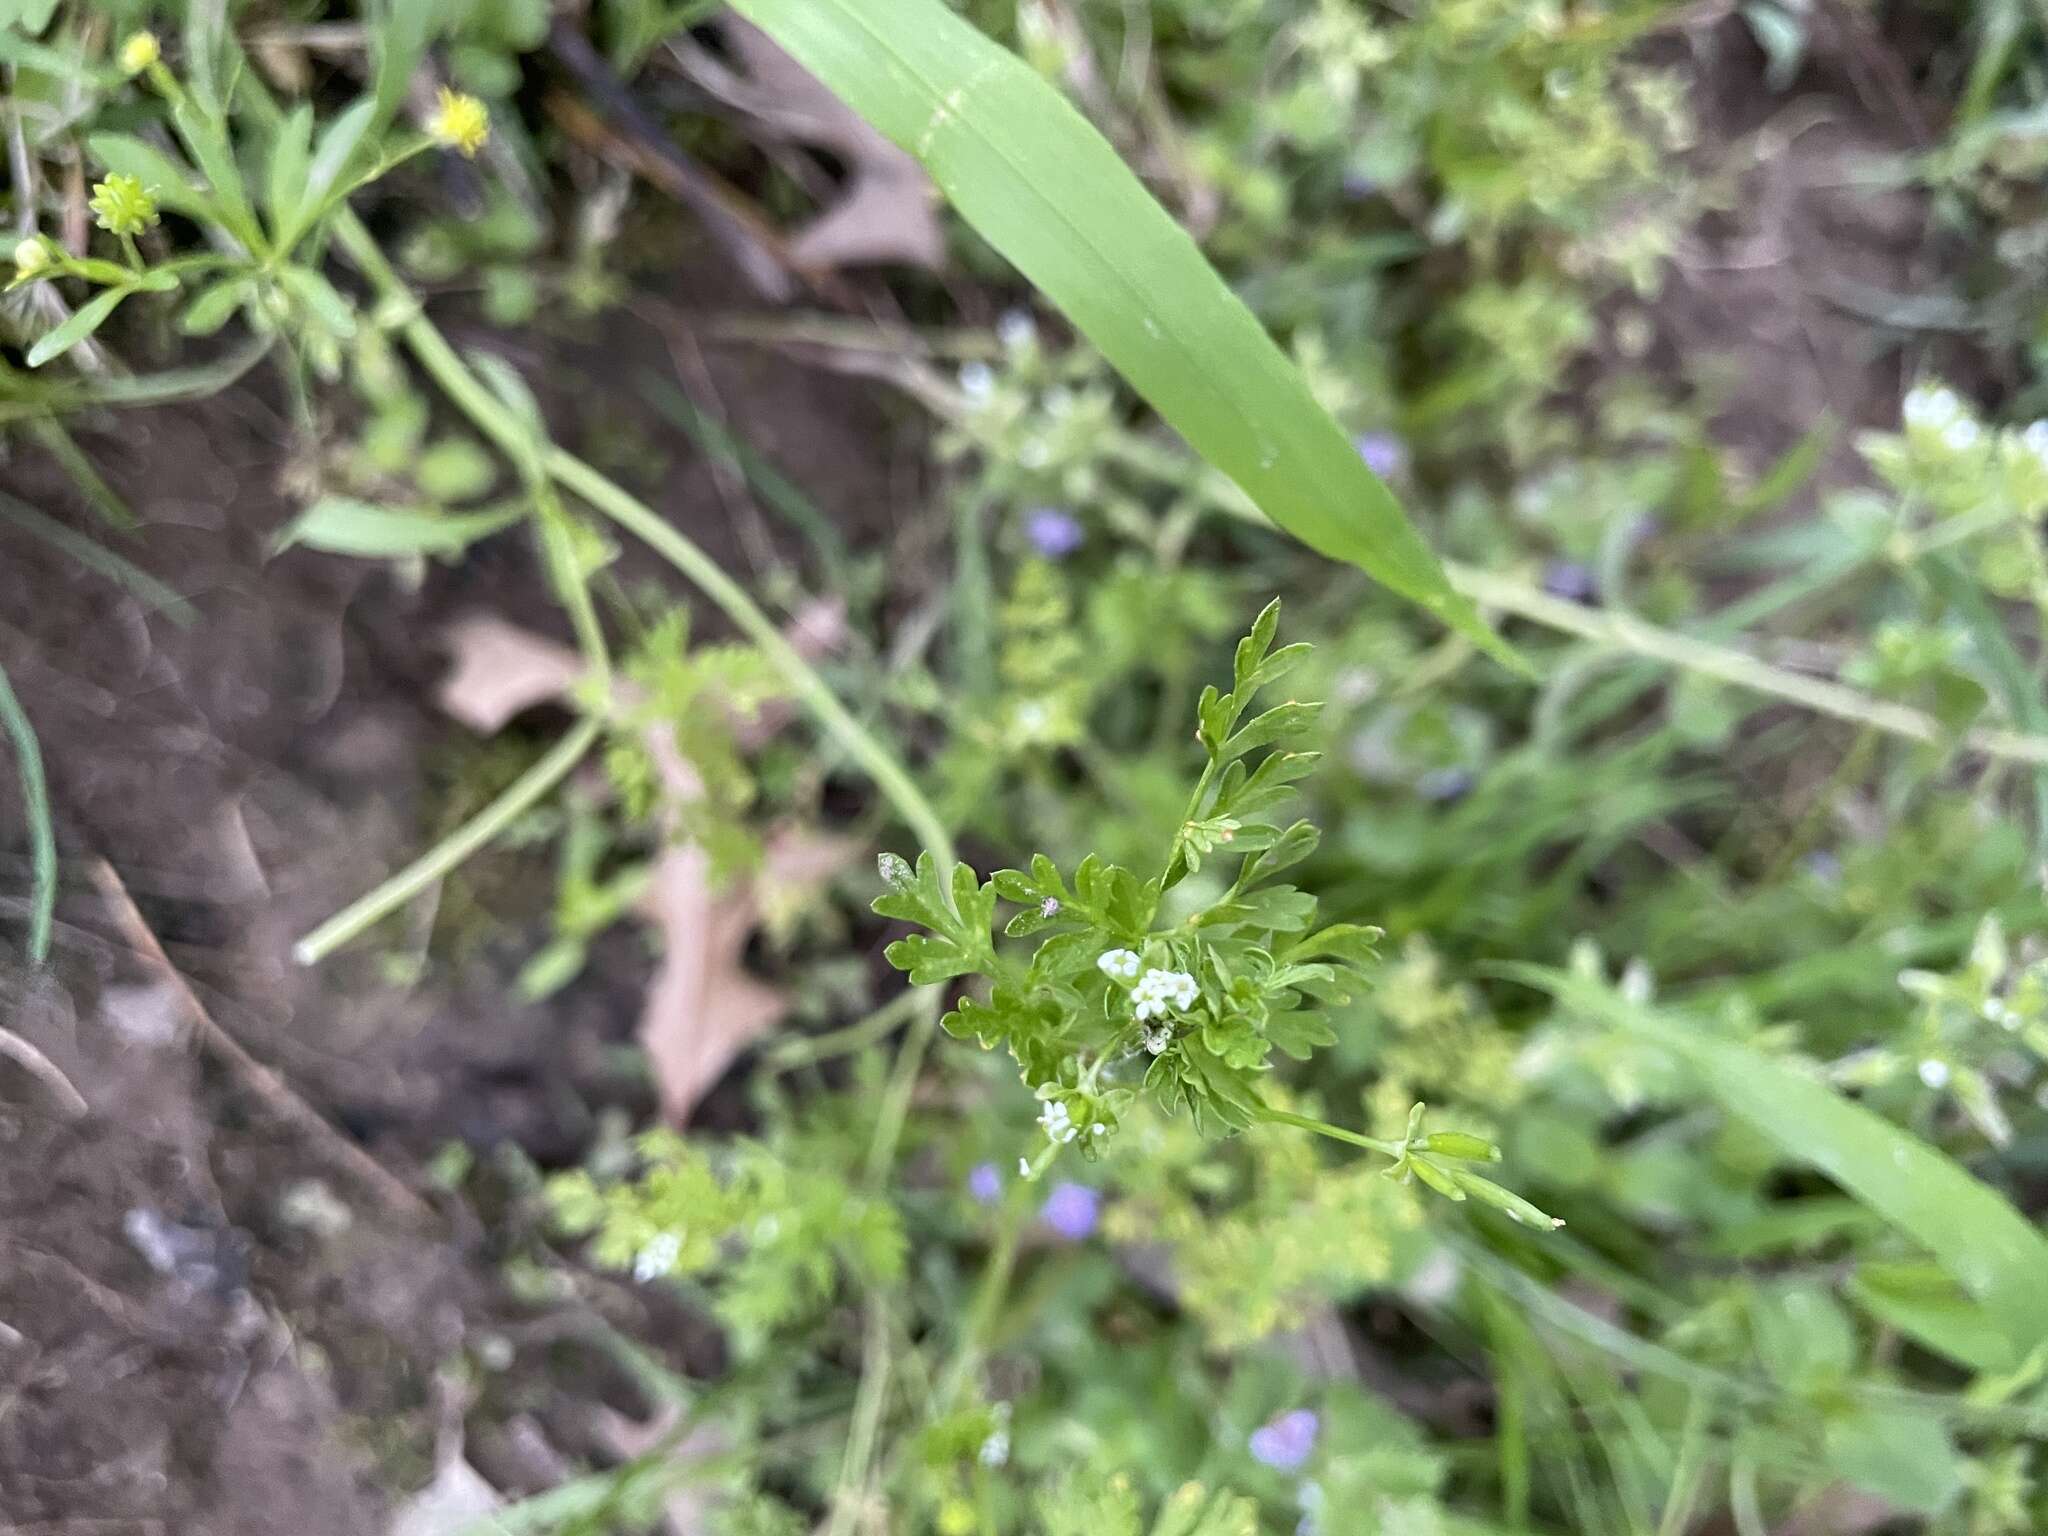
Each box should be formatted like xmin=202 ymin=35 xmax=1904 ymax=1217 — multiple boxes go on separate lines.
xmin=731 ymin=0 xmax=1513 ymax=663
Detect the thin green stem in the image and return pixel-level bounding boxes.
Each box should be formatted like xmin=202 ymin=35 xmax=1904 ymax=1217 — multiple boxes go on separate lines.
xmin=1257 ymin=1104 xmax=1403 ymax=1159
xmin=0 ymin=662 xmax=55 ymax=966
xmin=334 ymin=206 xmax=955 ymax=866
xmin=764 ymin=986 xmax=925 ymax=1072
xmin=918 ymin=378 xmax=2048 ymax=768
xmin=293 ymin=717 xmax=601 ymax=964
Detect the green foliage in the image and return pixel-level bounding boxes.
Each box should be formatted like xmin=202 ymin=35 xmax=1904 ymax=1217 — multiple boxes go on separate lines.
xmin=549 ymin=1126 xmax=905 ymax=1357
xmin=15 ymin=6 xmax=2048 ymax=1536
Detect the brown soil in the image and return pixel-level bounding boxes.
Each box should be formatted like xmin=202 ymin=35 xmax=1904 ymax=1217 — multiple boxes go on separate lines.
xmin=0 ymin=237 xmax=909 ymax=1531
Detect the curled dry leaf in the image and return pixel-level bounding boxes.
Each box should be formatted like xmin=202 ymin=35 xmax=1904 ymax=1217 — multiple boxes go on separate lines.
xmin=673 ymin=18 xmax=946 ymax=272
xmin=434 ymin=603 xmax=853 ymax=1122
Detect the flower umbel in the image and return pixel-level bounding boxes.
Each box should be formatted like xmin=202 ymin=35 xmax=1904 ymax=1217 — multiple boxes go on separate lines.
xmin=90 ymin=174 xmax=159 ymax=238
xmin=1096 ymin=948 xmax=1141 ymax=981
xmin=1039 ymin=1099 xmax=1079 ymax=1144
xmin=427 ymin=87 xmax=491 ymax=157
xmin=1132 ymin=967 xmax=1199 ymax=1022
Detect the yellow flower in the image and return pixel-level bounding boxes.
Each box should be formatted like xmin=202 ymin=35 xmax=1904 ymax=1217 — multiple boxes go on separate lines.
xmin=427 ymin=87 xmax=490 ymax=158
xmin=89 ymin=174 xmax=159 ymax=237
xmin=13 ymin=237 xmax=51 ymax=283
xmin=118 ymin=31 xmax=160 ymax=76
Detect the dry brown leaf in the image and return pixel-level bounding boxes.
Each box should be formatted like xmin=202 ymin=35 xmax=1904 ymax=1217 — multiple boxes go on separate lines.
xmin=434 ymin=604 xmax=854 ymax=1122
xmin=436 ymin=616 xmax=585 ymax=734
xmin=639 ymin=827 xmax=855 ymax=1123
xmin=674 ymin=19 xmax=945 ymax=272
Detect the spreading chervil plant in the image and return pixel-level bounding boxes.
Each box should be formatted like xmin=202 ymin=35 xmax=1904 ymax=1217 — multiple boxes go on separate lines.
xmin=876 ymin=601 xmax=1560 ymax=1227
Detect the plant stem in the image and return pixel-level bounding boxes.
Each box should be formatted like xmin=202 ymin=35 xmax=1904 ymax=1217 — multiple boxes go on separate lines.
xmin=1257 ymin=1104 xmax=1403 ymax=1159
xmin=0 ymin=662 xmax=55 ymax=966
xmin=334 ymin=205 xmax=956 ymax=867
xmin=764 ymin=986 xmax=926 ymax=1072
xmin=1447 ymin=564 xmax=2048 ymax=766
xmin=292 ymin=717 xmax=601 ymax=964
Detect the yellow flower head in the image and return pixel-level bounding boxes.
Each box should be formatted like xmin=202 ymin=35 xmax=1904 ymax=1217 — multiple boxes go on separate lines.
xmin=118 ymin=30 xmax=160 ymax=76
xmin=427 ymin=87 xmax=490 ymax=158
xmin=13 ymin=237 xmax=51 ymax=284
xmin=90 ymin=174 xmax=160 ymax=237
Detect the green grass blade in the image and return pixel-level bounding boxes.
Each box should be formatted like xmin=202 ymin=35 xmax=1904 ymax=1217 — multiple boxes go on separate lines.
xmin=730 ymin=0 xmax=1514 ymax=665
xmin=0 ymin=492 xmax=194 ymax=624
xmin=1502 ymin=966 xmax=2048 ymax=1362
xmin=0 ymin=662 xmax=56 ymax=966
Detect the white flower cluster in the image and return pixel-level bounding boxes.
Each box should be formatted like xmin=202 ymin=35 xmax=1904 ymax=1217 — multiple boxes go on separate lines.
xmin=1039 ymin=1099 xmax=1079 ymax=1144
xmin=1902 ymin=383 xmax=1982 ymax=452
xmin=1096 ymin=948 xmax=1141 ymax=980
xmin=1132 ymin=967 xmax=1199 ymax=1021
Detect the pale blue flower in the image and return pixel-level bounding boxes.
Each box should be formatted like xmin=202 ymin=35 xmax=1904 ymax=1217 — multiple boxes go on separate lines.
xmin=1249 ymin=1408 xmax=1319 ymax=1470
xmin=1041 ymin=1182 xmax=1099 ymax=1241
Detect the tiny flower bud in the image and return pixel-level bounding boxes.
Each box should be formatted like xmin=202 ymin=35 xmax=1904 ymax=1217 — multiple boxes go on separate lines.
xmin=1420 ymin=1131 xmax=1502 ymax=1162
xmin=119 ymin=31 xmax=160 ymax=76
xmin=12 ymin=237 xmax=50 ymax=283
xmin=427 ymin=87 xmax=490 ymax=158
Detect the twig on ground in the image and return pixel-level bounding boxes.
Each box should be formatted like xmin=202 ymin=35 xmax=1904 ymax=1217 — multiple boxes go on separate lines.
xmin=89 ymin=856 xmax=435 ymax=1225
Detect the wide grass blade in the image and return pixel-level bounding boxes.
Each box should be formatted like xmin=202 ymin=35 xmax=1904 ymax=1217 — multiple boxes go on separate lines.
xmin=1505 ymin=967 xmax=2048 ymax=1364
xmin=730 ymin=0 xmax=1513 ymax=665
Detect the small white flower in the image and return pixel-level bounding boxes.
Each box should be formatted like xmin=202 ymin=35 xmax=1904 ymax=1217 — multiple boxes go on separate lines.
xmin=2021 ymin=421 xmax=2048 ymax=473
xmin=1039 ymin=1099 xmax=1078 ymax=1144
xmin=959 ymin=361 xmax=996 ymax=403
xmin=997 ymin=309 xmax=1036 ymax=350
xmin=1131 ymin=967 xmax=1199 ymax=1021
xmin=1918 ymin=1058 xmax=1952 ymax=1089
xmin=1943 ymin=417 xmax=1982 ymax=452
xmin=978 ymin=1426 xmax=1010 ymax=1467
xmin=1904 ymin=384 xmax=1962 ymax=430
xmin=1018 ymin=1156 xmax=1032 ymax=1177
xmin=1039 ymin=896 xmax=1061 ymax=918
xmin=633 ymin=1231 xmax=681 ymax=1283
xmin=1097 ymin=948 xmax=1142 ymax=981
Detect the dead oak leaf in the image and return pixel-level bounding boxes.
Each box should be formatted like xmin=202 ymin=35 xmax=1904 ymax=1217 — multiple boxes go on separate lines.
xmin=674 ymin=18 xmax=945 ymax=272
xmin=434 ymin=606 xmax=853 ymax=1122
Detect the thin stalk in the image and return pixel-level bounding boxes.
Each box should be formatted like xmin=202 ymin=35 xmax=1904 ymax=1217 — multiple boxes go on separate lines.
xmin=1448 ymin=564 xmax=2048 ymax=766
xmin=909 ymin=370 xmax=2048 ymax=769
xmin=0 ymin=662 xmax=54 ymax=965
xmin=1257 ymin=1104 xmax=1403 ymax=1158
xmin=764 ymin=986 xmax=926 ymax=1072
xmin=335 ymin=203 xmax=955 ymax=867
xmin=293 ymin=717 xmax=601 ymax=964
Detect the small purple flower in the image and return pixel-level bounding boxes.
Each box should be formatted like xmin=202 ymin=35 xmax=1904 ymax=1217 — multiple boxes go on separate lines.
xmin=1416 ymin=765 xmax=1475 ymax=804
xmin=1024 ymin=506 xmax=1084 ymax=559
xmin=1540 ymin=560 xmax=1599 ymax=604
xmin=1040 ymin=1182 xmax=1099 ymax=1241
xmin=1249 ymin=1408 xmax=1320 ymax=1471
xmin=968 ymin=1162 xmax=1003 ymax=1205
xmin=1354 ymin=432 xmax=1407 ymax=480
xmin=1039 ymin=897 xmax=1061 ymax=918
